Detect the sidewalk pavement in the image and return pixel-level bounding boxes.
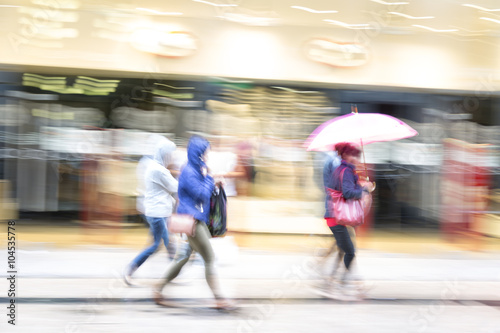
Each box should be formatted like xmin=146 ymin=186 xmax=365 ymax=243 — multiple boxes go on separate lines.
xmin=1 ymin=242 xmax=499 ymax=302
xmin=1 ymin=220 xmax=500 ymax=303
xmin=2 ymin=223 xmax=500 ymax=333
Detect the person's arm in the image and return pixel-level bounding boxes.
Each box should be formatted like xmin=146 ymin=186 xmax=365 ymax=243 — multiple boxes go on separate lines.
xmin=169 ymin=169 xmax=181 ymax=178
xmin=155 ymin=168 xmax=178 ymax=195
xmin=172 ymin=192 xmax=179 ymax=212
xmin=341 ymin=168 xmax=364 ymax=200
xmin=215 ymin=169 xmax=246 ymax=179
xmin=210 ymin=153 xmax=245 ymax=179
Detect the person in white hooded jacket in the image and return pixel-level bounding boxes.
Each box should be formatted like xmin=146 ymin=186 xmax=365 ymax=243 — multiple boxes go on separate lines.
xmin=124 ymin=136 xmax=178 ymax=285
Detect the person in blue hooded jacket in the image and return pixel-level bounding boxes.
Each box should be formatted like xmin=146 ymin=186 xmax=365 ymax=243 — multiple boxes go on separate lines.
xmin=154 ymin=135 xmax=234 ymax=310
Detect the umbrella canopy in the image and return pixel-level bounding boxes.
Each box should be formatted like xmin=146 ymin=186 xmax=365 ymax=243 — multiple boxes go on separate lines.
xmin=305 ymin=112 xmax=418 ymax=151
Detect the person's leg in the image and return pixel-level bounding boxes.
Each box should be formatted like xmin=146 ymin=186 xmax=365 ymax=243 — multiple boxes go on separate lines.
xmin=345 ymin=226 xmax=359 ymax=276
xmin=316 ymin=239 xmax=339 ymax=281
xmin=166 ymin=235 xmax=177 ymax=260
xmin=156 ymin=241 xmax=193 ymax=293
xmin=323 ymin=240 xmax=337 ymax=258
xmin=329 ymin=225 xmax=355 ymax=272
xmin=187 ymin=222 xmax=223 ymax=300
xmin=331 ymin=244 xmax=345 ymax=278
xmin=162 ymin=218 xmax=177 ymax=260
xmin=125 ymin=217 xmax=166 ymax=285
xmin=322 ymin=231 xmax=344 ymax=289
xmin=347 ymin=226 xmax=356 ymax=247
xmin=130 ymin=217 xmax=167 ymax=269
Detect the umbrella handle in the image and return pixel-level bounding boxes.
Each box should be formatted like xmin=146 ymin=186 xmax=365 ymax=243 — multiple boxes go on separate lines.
xmin=360 ymin=138 xmax=368 ymax=181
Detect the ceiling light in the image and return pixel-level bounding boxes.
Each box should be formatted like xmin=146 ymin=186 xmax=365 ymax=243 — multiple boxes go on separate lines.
xmin=130 ymin=29 xmax=198 ymax=58
xmin=193 ymin=0 xmax=237 ymax=7
xmin=389 ymin=12 xmax=434 ymax=19
xmin=324 ymin=19 xmax=371 ymax=29
xmin=36 ymin=27 xmax=79 ymax=39
xmin=480 ymin=17 xmax=500 ymax=24
xmin=136 ymin=8 xmax=183 ymax=15
xmin=449 ymin=26 xmax=490 ymax=36
xmin=94 ymin=30 xmax=129 ymax=42
xmin=462 ymin=4 xmax=500 ymax=12
xmin=412 ymin=24 xmax=458 ymax=32
xmin=19 ymin=17 xmax=63 ymax=28
xmin=18 ymin=6 xmax=79 ymax=22
xmin=32 ymin=0 xmax=80 ymax=9
xmin=452 ymin=26 xmax=489 ymax=33
xmin=371 ymin=0 xmax=409 ymax=5
xmin=218 ymin=13 xmax=280 ymax=26
xmin=21 ymin=39 xmax=64 ymax=48
xmin=291 ymin=6 xmax=337 ymax=14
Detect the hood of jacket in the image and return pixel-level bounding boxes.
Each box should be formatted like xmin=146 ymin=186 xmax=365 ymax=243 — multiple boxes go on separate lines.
xmin=152 ymin=137 xmax=176 ymax=167
xmin=144 ymin=134 xmax=168 ymax=158
xmin=187 ymin=136 xmax=210 ymax=170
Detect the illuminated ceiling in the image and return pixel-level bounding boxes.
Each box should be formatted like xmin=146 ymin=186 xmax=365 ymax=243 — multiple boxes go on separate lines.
xmin=1 ymin=0 xmax=500 ymax=35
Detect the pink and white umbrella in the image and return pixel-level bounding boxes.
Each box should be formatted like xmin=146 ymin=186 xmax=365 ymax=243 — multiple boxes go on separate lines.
xmin=305 ymin=111 xmax=418 ymax=152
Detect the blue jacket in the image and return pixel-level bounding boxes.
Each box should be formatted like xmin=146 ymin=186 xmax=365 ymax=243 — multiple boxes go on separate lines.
xmin=323 ymin=152 xmax=341 ymax=218
xmin=332 ymin=161 xmax=365 ymax=200
xmin=177 ymin=136 xmax=215 ymax=223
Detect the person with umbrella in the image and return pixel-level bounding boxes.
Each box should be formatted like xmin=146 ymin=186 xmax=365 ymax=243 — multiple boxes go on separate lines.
xmin=323 ymin=142 xmax=374 ymax=299
xmin=305 ymin=106 xmax=418 ymax=300
xmin=314 ymin=149 xmax=343 ymax=278
xmin=315 ymin=147 xmax=350 ymax=288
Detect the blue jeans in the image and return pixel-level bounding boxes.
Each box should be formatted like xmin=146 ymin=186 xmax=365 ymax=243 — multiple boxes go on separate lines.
xmin=131 ymin=216 xmax=170 ymax=268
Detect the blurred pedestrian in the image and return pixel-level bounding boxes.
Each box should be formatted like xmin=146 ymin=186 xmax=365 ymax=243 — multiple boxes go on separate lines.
xmin=124 ymin=136 xmax=178 ymax=286
xmin=319 ymin=142 xmax=374 ymax=300
xmin=154 ymin=135 xmax=235 ymax=310
xmin=235 ymin=138 xmax=256 ymax=196
xmin=136 ymin=135 xmax=178 ymax=257
xmin=314 ymin=150 xmax=343 ymax=277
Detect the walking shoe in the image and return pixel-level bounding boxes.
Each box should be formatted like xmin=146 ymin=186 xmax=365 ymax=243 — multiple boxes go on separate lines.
xmin=314 ymin=281 xmax=343 ymax=300
xmin=214 ymin=298 xmax=238 ymax=311
xmin=315 ymin=286 xmax=333 ymax=298
xmin=123 ymin=265 xmax=138 ymax=287
xmin=153 ymin=290 xmax=172 ymax=307
xmin=355 ymin=280 xmax=374 ymax=298
xmin=338 ymin=291 xmax=364 ymax=302
xmin=340 ymin=280 xmax=366 ymax=301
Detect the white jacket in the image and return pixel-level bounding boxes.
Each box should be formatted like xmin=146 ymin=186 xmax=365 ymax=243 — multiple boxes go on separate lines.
xmin=143 ymin=138 xmax=178 ymax=217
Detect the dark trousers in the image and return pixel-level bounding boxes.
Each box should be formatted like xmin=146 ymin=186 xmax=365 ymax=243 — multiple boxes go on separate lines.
xmin=157 ymin=221 xmax=222 ymax=299
xmin=329 ymin=225 xmax=355 ymax=271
